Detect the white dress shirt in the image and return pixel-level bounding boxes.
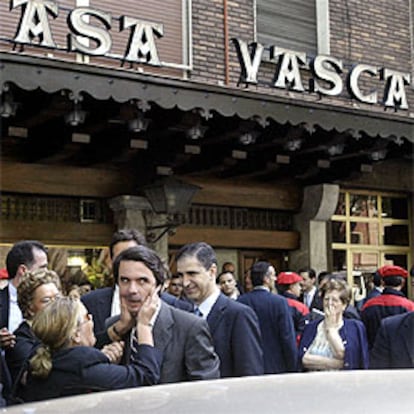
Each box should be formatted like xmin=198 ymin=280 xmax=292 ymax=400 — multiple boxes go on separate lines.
xmin=197 ymin=287 xmax=221 ymax=319
xmin=8 ymin=282 xmax=23 ymax=332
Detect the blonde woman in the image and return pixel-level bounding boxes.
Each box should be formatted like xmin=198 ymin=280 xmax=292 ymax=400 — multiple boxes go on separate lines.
xmin=298 ymin=278 xmax=369 ymax=371
xmin=16 ymin=295 xmax=161 ymax=402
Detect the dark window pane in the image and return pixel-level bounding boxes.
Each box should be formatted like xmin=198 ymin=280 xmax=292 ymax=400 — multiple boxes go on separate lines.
xmin=382 ymin=197 xmax=408 ymax=219
xmin=334 ymin=193 xmax=346 ymax=216
xmin=333 ymin=250 xmax=346 ymax=271
xmin=332 ymin=221 xmax=346 ymax=243
xmin=383 ymin=224 xmax=409 ymax=246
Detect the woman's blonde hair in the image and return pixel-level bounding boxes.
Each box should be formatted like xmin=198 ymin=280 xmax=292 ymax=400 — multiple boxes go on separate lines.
xmin=30 ymin=297 xmax=82 ymax=378
xmin=17 ymin=269 xmax=61 ymax=319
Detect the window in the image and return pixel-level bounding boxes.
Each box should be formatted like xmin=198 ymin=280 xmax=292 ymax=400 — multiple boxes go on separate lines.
xmin=331 ymin=190 xmax=412 ymax=298
xmin=256 ymin=0 xmax=330 ymax=56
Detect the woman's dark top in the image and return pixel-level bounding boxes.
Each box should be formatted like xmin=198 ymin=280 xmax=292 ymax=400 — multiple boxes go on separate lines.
xmin=16 ymin=344 xmax=161 ymax=402
xmin=298 ymin=319 xmax=369 ymax=371
xmin=5 ymin=321 xmax=40 ymax=384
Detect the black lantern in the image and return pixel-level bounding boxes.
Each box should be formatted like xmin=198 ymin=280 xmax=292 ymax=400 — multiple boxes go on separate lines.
xmin=143 ymin=177 xmax=201 ymax=242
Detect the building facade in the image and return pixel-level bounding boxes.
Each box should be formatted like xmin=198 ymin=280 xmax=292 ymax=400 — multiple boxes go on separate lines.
xmin=0 ymin=0 xmax=413 ymax=295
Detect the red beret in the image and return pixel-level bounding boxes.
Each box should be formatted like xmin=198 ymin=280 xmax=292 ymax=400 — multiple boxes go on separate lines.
xmin=0 ymin=268 xmax=8 ymax=279
xmin=378 ymin=265 xmax=408 ymax=278
xmin=277 ymin=272 xmax=303 ymax=285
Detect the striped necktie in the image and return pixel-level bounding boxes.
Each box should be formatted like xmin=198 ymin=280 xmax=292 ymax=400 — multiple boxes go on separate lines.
xmin=130 ymin=327 xmax=139 ymax=362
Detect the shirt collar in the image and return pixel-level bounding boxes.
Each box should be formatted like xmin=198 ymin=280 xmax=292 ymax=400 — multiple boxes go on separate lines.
xmin=111 ymin=285 xmax=120 ymax=316
xmin=198 ymin=287 xmax=221 ymax=318
xmin=253 ymin=285 xmax=269 ymax=291
xmin=8 ymin=281 xmax=18 ymax=301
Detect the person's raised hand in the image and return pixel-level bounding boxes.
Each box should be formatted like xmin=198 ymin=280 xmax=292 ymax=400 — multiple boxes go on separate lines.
xmin=0 ymin=327 xmax=16 ymax=349
xmin=101 ymin=341 xmax=125 ymax=364
xmin=137 ymin=286 xmax=161 ymax=327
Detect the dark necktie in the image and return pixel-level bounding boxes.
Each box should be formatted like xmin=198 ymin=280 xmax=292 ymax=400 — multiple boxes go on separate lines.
xmin=194 ymin=307 xmax=203 ymax=317
xmin=130 ymin=327 xmax=139 ymax=362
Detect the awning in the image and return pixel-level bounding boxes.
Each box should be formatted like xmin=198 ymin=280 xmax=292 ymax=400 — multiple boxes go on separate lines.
xmin=1 ymin=52 xmax=413 ymax=142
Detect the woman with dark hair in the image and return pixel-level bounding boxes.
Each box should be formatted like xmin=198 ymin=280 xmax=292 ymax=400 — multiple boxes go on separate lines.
xmin=15 ymin=295 xmax=161 ymax=402
xmin=298 ymin=278 xmax=369 ymax=371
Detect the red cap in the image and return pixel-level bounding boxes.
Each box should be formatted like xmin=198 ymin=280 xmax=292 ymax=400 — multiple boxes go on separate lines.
xmin=277 ymin=272 xmax=303 ymax=285
xmin=0 ymin=268 xmax=8 ymax=279
xmin=378 ymin=265 xmax=408 ymax=278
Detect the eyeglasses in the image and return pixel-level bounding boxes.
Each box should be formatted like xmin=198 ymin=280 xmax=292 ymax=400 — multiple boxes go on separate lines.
xmin=39 ymin=294 xmax=61 ymax=305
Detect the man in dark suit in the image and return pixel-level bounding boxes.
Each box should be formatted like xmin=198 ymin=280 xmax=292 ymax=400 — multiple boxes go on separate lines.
xmin=361 ymin=265 xmax=414 ymax=349
xmin=238 ymin=262 xmax=298 ymax=374
xmin=105 ymin=246 xmax=220 ymax=383
xmin=1 ymin=241 xmax=48 ymax=348
xmin=370 ymin=311 xmax=414 ymax=369
xmin=298 ymin=268 xmax=321 ymax=311
xmin=82 ymin=229 xmax=192 ymax=337
xmin=176 ymin=242 xmax=264 ymax=378
xmin=363 ymin=271 xmax=383 ymax=306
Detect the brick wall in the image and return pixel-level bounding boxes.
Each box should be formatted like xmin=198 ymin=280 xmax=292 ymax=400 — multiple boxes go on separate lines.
xmin=191 ymin=0 xmax=414 ymax=115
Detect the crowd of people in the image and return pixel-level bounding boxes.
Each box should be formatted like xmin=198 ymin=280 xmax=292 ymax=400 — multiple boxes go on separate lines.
xmin=1 ymin=230 xmax=413 ymax=406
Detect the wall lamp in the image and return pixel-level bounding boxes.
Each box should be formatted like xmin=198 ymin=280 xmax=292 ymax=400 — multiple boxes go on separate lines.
xmin=186 ymin=123 xmax=207 ymax=140
xmin=0 ymin=88 xmax=18 ymax=118
xmin=65 ymin=101 xmax=87 ymax=127
xmin=284 ymin=138 xmax=303 ymax=152
xmin=128 ymin=111 xmax=150 ymax=133
xmin=143 ymin=177 xmax=201 ymax=243
xmin=370 ymin=148 xmax=387 ymax=161
xmin=239 ymin=131 xmax=259 ymax=145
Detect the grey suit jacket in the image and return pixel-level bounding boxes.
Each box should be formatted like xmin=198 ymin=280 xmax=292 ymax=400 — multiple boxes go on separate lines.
xmin=106 ymin=301 xmax=220 ymax=383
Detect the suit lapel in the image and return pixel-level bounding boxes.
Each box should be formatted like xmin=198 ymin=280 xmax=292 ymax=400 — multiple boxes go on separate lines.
xmin=0 ymin=286 xmax=9 ymax=328
xmin=401 ymin=313 xmax=414 ymax=365
xmin=207 ymin=293 xmax=227 ymax=335
xmin=153 ymin=302 xmax=174 ymax=353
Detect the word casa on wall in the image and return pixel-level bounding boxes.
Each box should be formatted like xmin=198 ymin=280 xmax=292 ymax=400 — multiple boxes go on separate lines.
xmin=232 ymin=39 xmax=411 ymax=110
xmin=10 ymin=0 xmax=164 ymax=65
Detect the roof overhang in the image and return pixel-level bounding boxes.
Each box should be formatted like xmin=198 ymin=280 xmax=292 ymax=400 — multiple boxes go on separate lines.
xmin=1 ymin=52 xmax=413 ymax=142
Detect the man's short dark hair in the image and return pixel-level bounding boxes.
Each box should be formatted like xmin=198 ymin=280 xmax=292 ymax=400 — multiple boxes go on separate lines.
xmin=175 ymin=242 xmax=217 ymax=270
xmin=298 ymin=268 xmax=316 ymax=279
xmin=372 ymin=271 xmax=382 ymax=287
xmin=6 ymin=240 xmax=47 ymax=279
xmin=112 ymin=245 xmax=167 ymax=286
xmin=382 ymin=275 xmax=405 ymax=288
xmin=250 ymin=261 xmax=271 ymax=287
xmin=109 ymin=229 xmax=147 ymax=258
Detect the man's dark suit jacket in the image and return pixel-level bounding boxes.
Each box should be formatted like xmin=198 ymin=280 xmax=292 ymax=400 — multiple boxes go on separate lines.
xmin=370 ymin=311 xmax=414 ymax=369
xmin=106 ymin=301 xmax=220 ymax=383
xmin=82 ymin=287 xmax=194 ymax=336
xmin=207 ymin=293 xmax=264 ymax=378
xmin=0 ymin=284 xmax=10 ymax=329
xmin=81 ymin=287 xmax=113 ymax=336
xmin=238 ymin=289 xmax=297 ymax=374
xmin=0 ymin=283 xmax=12 ymax=404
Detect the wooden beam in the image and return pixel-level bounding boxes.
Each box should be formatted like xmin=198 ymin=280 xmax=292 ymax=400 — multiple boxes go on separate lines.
xmin=170 ymin=227 xmax=299 ymax=250
xmin=0 ymin=161 xmax=135 ymax=197
xmin=182 ymin=176 xmax=302 ymax=211
xmin=0 ymin=220 xmax=114 ymax=246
